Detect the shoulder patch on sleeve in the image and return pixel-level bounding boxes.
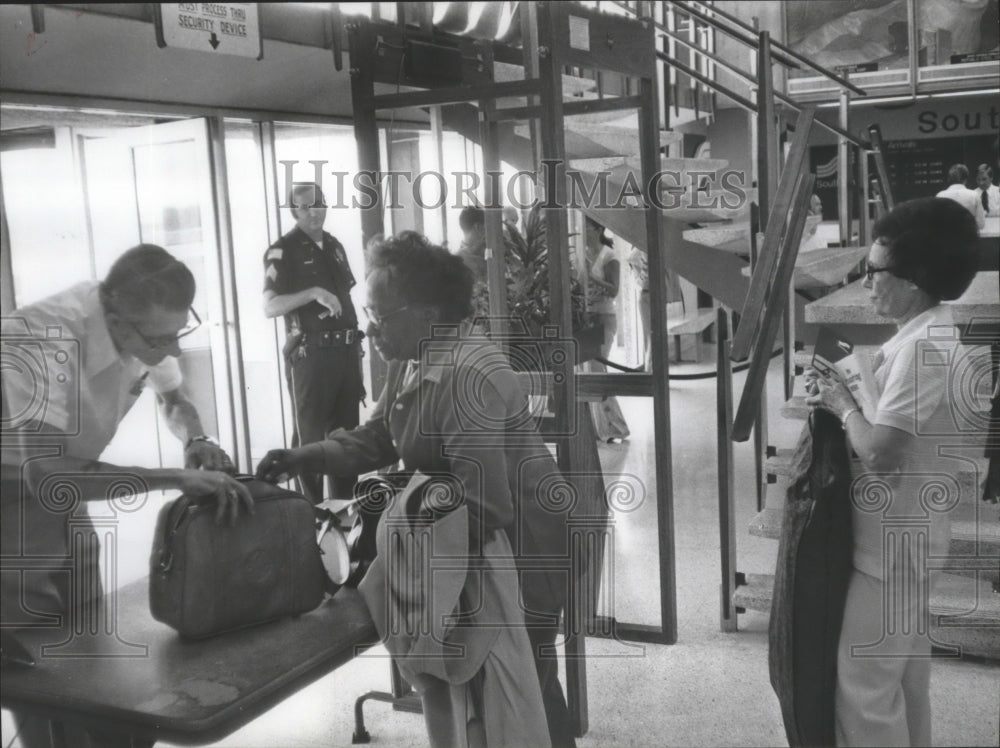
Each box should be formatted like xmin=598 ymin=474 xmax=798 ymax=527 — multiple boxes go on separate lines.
xmin=266 ymin=248 xmax=283 ymax=261
xmin=266 ymin=264 xmax=279 ymax=281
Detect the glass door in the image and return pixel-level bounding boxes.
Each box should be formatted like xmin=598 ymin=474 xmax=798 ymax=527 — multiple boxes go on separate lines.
xmin=79 ymin=118 xmax=239 ymax=470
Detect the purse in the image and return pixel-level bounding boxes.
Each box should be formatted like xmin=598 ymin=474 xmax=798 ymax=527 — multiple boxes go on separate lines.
xmin=315 ymin=473 xmax=413 ymax=592
xmin=149 ymin=476 xmax=326 ymax=638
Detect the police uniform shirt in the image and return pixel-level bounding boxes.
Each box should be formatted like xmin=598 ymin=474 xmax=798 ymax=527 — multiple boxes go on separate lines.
xmin=263 ymin=227 xmax=357 ymax=334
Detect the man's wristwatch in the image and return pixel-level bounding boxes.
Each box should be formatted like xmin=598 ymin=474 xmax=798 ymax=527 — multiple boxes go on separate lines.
xmin=185 ymin=435 xmax=220 ymax=450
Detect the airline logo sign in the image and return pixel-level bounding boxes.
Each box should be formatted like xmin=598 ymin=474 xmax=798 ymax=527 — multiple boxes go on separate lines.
xmin=156 ymin=3 xmax=262 ymax=59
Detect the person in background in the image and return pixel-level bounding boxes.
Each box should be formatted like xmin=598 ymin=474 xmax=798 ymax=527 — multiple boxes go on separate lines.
xmin=262 ymin=181 xmax=364 ymax=503
xmin=457 ymin=205 xmax=488 ymax=284
xmin=502 ymin=204 xmax=521 ymax=236
xmin=936 ymin=163 xmax=985 ymax=229
xmin=257 ymin=232 xmax=575 ymax=747
xmin=627 ymin=245 xmax=652 ymax=372
xmin=584 ymin=217 xmax=629 ymax=442
xmin=974 ymin=163 xmax=1000 ymax=218
xmin=804 ymin=197 xmax=980 ymax=746
xmin=1 ymin=244 xmax=252 ymax=747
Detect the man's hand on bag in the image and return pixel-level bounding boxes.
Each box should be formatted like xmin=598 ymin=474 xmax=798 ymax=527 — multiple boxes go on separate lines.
xmin=177 ymin=470 xmax=254 ymax=526
xmin=255 ymin=446 xmax=322 ymax=484
xmin=184 ymin=440 xmax=236 ymax=474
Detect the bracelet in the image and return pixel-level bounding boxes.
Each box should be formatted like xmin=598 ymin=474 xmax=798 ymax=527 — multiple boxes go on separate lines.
xmin=185 ymin=435 xmax=220 ymax=450
xmin=840 ymin=408 xmax=860 ymax=428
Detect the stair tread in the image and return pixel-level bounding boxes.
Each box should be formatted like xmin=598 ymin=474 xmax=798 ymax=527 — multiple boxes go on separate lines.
xmin=682 ymin=223 xmax=751 ymax=252
xmin=566 ymin=113 xmax=684 ymax=137
xmin=517 ymin=124 xmax=679 ymax=153
xmin=569 ymin=155 xmax=730 ymax=173
xmin=793 ymin=348 xmax=814 ymax=370
xmin=805 ymin=272 xmax=998 ymax=326
xmin=779 ymin=395 xmax=810 ymax=420
xmin=666 ymin=307 xmax=718 ymax=335
xmin=765 ymin=450 xmax=981 ymax=489
xmin=749 ymin=506 xmax=999 ymax=545
xmin=733 ymin=572 xmax=1000 ymax=624
xmin=764 ymin=448 xmax=799 ymax=476
xmin=493 ymin=61 xmax=597 ymax=93
xmin=741 ymin=245 xmax=868 ymax=288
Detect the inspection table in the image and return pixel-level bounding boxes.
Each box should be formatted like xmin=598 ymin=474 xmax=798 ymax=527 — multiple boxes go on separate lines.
xmin=1 ymin=579 xmax=378 ymax=746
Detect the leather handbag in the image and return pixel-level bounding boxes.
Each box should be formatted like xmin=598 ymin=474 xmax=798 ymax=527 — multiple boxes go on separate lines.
xmin=149 ymin=476 xmax=326 ymax=638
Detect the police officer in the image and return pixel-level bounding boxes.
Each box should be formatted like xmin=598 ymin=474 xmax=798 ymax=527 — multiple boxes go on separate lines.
xmin=263 ymin=182 xmax=363 ymax=502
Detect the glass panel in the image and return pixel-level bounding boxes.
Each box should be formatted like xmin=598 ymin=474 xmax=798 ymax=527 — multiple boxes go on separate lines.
xmin=916 ymin=0 xmax=999 ymax=67
xmin=133 ymin=138 xmax=211 ymax=352
xmin=1 ymin=129 xmax=92 ymax=306
xmin=271 ymin=121 xmax=372 ymax=421
xmin=223 ymin=120 xmax=292 ymax=469
xmin=786 ymin=0 xmax=911 ymax=78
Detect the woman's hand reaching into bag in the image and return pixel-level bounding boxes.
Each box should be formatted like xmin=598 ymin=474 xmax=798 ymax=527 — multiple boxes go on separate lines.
xmin=255 ymin=445 xmax=323 ymax=484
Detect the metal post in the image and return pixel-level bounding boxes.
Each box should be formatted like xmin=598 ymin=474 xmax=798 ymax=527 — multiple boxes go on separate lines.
xmin=837 ymin=89 xmax=851 ymax=247
xmin=717 ymin=310 xmax=738 ymax=632
xmin=859 ymin=145 xmax=872 ymax=250
xmin=756 ymin=30 xmax=777 ymax=231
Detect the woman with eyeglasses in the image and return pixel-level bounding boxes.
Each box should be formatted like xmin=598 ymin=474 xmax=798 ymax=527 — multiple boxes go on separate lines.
xmin=257 ymin=231 xmax=575 ymax=747
xmin=803 ymin=197 xmax=981 ymax=746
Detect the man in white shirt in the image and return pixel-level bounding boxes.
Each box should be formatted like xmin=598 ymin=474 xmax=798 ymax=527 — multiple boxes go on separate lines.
xmin=974 ymin=163 xmax=1000 ymax=218
xmin=2 ymin=245 xmax=253 ymax=621
xmin=936 ymin=163 xmax=986 ymax=229
xmin=2 ymin=244 xmax=254 ymax=745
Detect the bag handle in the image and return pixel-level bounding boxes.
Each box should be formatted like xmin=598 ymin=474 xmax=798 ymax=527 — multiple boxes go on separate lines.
xmin=155 ymin=474 xmax=256 ymax=573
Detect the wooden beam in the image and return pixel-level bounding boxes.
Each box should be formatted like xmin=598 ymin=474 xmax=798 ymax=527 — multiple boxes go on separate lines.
xmin=732 ymin=107 xmax=816 ymax=361
xmin=732 ymin=174 xmax=816 ymax=442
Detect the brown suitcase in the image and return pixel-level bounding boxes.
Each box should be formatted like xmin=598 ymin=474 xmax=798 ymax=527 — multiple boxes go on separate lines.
xmin=149 ymin=476 xmax=325 ymax=638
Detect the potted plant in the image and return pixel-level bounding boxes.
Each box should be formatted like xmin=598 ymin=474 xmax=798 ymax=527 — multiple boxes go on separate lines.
xmin=471 ymin=205 xmax=602 ymax=369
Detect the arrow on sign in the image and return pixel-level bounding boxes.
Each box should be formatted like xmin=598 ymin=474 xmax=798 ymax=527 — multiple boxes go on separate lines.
xmin=209 ymin=32 xmax=220 ymax=49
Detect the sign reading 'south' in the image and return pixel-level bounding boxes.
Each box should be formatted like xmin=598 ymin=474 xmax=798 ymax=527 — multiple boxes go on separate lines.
xmin=155 ymin=3 xmax=262 ymax=59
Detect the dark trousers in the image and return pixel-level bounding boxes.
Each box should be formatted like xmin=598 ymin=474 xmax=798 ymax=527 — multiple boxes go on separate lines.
xmin=527 ymin=620 xmax=577 ymax=748
xmin=286 ymin=340 xmax=362 ymax=501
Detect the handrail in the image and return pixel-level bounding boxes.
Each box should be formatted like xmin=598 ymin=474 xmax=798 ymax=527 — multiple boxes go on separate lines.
xmin=731 ymin=171 xmax=817 ymax=443
xmin=654 ymin=49 xmax=867 ymax=148
xmin=608 ymin=1 xmax=870 ymax=146
xmin=655 ymin=49 xmax=757 ymax=113
xmin=669 ymin=0 xmax=868 ymax=97
xmin=659 ymin=0 xmax=801 ymax=70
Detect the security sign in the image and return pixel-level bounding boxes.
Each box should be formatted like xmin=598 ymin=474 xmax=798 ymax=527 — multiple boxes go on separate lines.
xmin=155 ymin=3 xmax=263 ymax=59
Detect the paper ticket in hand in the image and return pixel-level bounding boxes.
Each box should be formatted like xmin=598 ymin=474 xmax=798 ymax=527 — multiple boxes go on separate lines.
xmin=812 ymin=327 xmax=878 ymax=421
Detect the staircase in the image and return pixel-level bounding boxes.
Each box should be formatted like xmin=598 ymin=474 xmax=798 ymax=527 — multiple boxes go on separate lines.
xmin=450 ymin=7 xmax=1000 ymax=662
